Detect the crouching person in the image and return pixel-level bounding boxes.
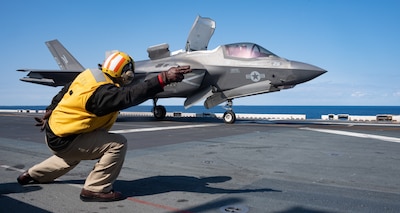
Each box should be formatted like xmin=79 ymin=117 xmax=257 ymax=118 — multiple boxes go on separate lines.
xmin=17 ymin=51 xmax=191 ymax=202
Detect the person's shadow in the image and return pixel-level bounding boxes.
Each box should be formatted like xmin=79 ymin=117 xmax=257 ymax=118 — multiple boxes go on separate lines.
xmin=113 ymin=175 xmax=281 ymax=197
xmin=0 ymin=182 xmax=50 ymax=212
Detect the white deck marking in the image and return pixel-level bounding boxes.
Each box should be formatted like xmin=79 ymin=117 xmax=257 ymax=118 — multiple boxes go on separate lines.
xmin=110 ymin=123 xmax=220 ymax=134
xmin=1 ymin=164 xmax=25 ymax=172
xmin=301 ymin=127 xmax=400 ymax=143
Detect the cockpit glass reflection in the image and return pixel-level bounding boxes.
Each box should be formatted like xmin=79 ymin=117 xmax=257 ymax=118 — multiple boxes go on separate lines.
xmin=224 ymin=43 xmax=276 ymax=59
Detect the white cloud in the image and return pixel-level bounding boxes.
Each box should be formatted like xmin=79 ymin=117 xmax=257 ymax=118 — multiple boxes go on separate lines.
xmin=351 ymin=91 xmax=366 ymax=97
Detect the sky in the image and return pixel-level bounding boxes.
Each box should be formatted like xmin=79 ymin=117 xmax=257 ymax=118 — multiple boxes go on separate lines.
xmin=1 ymin=0 xmax=399 ymax=107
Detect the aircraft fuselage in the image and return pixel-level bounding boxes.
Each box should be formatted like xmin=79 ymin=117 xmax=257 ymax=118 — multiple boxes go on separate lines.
xmin=134 ymin=42 xmax=326 ymax=102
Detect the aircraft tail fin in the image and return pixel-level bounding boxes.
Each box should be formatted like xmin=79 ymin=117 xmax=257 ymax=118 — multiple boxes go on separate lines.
xmin=46 ymin=39 xmax=84 ymax=71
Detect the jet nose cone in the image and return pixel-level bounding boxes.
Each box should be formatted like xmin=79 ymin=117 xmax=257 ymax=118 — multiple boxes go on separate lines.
xmin=290 ymin=61 xmax=327 ymax=83
xmin=291 ymin=61 xmax=327 ymax=74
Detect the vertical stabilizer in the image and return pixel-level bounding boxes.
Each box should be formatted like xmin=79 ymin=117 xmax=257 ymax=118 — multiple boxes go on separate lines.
xmin=45 ymin=40 xmax=85 ymax=71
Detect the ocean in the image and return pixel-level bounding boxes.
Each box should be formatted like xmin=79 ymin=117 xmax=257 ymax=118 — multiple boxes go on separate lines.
xmin=1 ymin=105 xmax=399 ymax=119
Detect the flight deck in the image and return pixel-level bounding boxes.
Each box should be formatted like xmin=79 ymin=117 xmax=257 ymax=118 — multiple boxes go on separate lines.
xmin=1 ymin=112 xmax=399 ymax=213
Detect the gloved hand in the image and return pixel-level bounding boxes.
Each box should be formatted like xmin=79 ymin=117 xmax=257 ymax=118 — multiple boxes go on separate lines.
xmin=158 ymin=65 xmax=191 ymax=85
xmin=34 ymin=109 xmax=52 ymax=132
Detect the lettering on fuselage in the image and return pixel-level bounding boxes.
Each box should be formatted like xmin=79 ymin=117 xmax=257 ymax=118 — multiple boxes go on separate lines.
xmin=246 ymin=71 xmax=265 ymax=82
xmin=165 ymin=82 xmax=178 ymax=87
xmin=272 ymin=61 xmax=281 ymax=67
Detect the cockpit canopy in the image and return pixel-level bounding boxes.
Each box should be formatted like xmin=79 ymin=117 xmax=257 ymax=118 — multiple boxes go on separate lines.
xmin=223 ymin=42 xmax=277 ymax=59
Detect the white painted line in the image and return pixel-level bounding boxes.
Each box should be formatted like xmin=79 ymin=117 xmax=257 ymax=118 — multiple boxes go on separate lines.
xmin=301 ymin=127 xmax=400 ymax=143
xmin=1 ymin=164 xmax=25 ymax=173
xmin=110 ymin=123 xmax=220 ymax=134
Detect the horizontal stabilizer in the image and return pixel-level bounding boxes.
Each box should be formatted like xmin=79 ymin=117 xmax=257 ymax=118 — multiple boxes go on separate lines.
xmin=19 ymin=69 xmax=81 ymax=87
xmin=20 ymin=77 xmax=55 ymax=86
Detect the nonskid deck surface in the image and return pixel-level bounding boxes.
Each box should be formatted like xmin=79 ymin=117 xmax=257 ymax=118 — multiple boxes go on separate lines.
xmin=1 ymin=112 xmax=400 ymax=213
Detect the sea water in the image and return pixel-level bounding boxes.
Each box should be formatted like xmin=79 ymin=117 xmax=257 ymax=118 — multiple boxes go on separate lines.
xmin=2 ymin=105 xmax=399 ymax=119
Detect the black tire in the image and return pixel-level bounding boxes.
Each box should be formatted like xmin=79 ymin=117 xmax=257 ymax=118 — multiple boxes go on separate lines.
xmin=153 ymin=105 xmax=166 ymax=120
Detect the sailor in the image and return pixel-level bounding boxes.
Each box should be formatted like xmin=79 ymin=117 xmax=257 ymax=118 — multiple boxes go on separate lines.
xmin=17 ymin=51 xmax=191 ymax=202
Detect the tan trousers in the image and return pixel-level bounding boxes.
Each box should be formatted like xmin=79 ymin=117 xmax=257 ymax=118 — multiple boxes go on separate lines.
xmin=28 ymin=129 xmax=127 ymax=193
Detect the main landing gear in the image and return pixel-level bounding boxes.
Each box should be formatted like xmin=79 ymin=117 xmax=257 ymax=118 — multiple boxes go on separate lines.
xmin=152 ymin=98 xmax=166 ymax=120
xmin=223 ymin=99 xmax=236 ymax=124
xmin=151 ymin=98 xmax=237 ymax=124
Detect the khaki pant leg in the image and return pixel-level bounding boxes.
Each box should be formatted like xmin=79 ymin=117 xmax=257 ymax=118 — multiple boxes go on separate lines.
xmin=29 ymin=155 xmax=80 ymax=183
xmin=60 ymin=129 xmax=127 ymax=193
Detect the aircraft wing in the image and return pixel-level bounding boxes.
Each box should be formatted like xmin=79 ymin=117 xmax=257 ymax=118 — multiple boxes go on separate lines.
xmin=17 ymin=69 xmax=81 ymax=87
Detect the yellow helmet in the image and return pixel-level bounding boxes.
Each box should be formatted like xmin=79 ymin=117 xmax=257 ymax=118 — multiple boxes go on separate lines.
xmin=102 ymin=51 xmax=134 ymax=78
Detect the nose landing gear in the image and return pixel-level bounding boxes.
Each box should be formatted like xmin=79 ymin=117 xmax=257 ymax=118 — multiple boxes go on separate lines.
xmin=223 ymin=99 xmax=236 ymax=124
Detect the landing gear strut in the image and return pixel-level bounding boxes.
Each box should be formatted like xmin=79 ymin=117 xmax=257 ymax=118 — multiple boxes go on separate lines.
xmin=152 ymin=98 xmax=166 ymax=120
xmin=223 ymin=99 xmax=236 ymax=124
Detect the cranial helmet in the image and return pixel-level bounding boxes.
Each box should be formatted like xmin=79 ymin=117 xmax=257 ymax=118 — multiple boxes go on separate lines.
xmin=102 ymin=51 xmax=135 ymax=78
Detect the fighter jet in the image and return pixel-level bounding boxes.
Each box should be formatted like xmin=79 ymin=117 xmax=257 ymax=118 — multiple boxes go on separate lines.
xmin=18 ymin=16 xmax=326 ymax=124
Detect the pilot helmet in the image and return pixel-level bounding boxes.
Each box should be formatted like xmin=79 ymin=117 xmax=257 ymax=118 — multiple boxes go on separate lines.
xmin=102 ymin=51 xmax=135 ymax=80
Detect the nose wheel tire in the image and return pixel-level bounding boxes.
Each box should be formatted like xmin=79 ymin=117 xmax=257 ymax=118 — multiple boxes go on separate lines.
xmin=223 ymin=110 xmax=236 ymax=124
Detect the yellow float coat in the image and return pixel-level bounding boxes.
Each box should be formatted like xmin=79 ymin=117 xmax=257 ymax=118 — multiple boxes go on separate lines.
xmin=49 ymin=69 xmax=118 ymax=137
